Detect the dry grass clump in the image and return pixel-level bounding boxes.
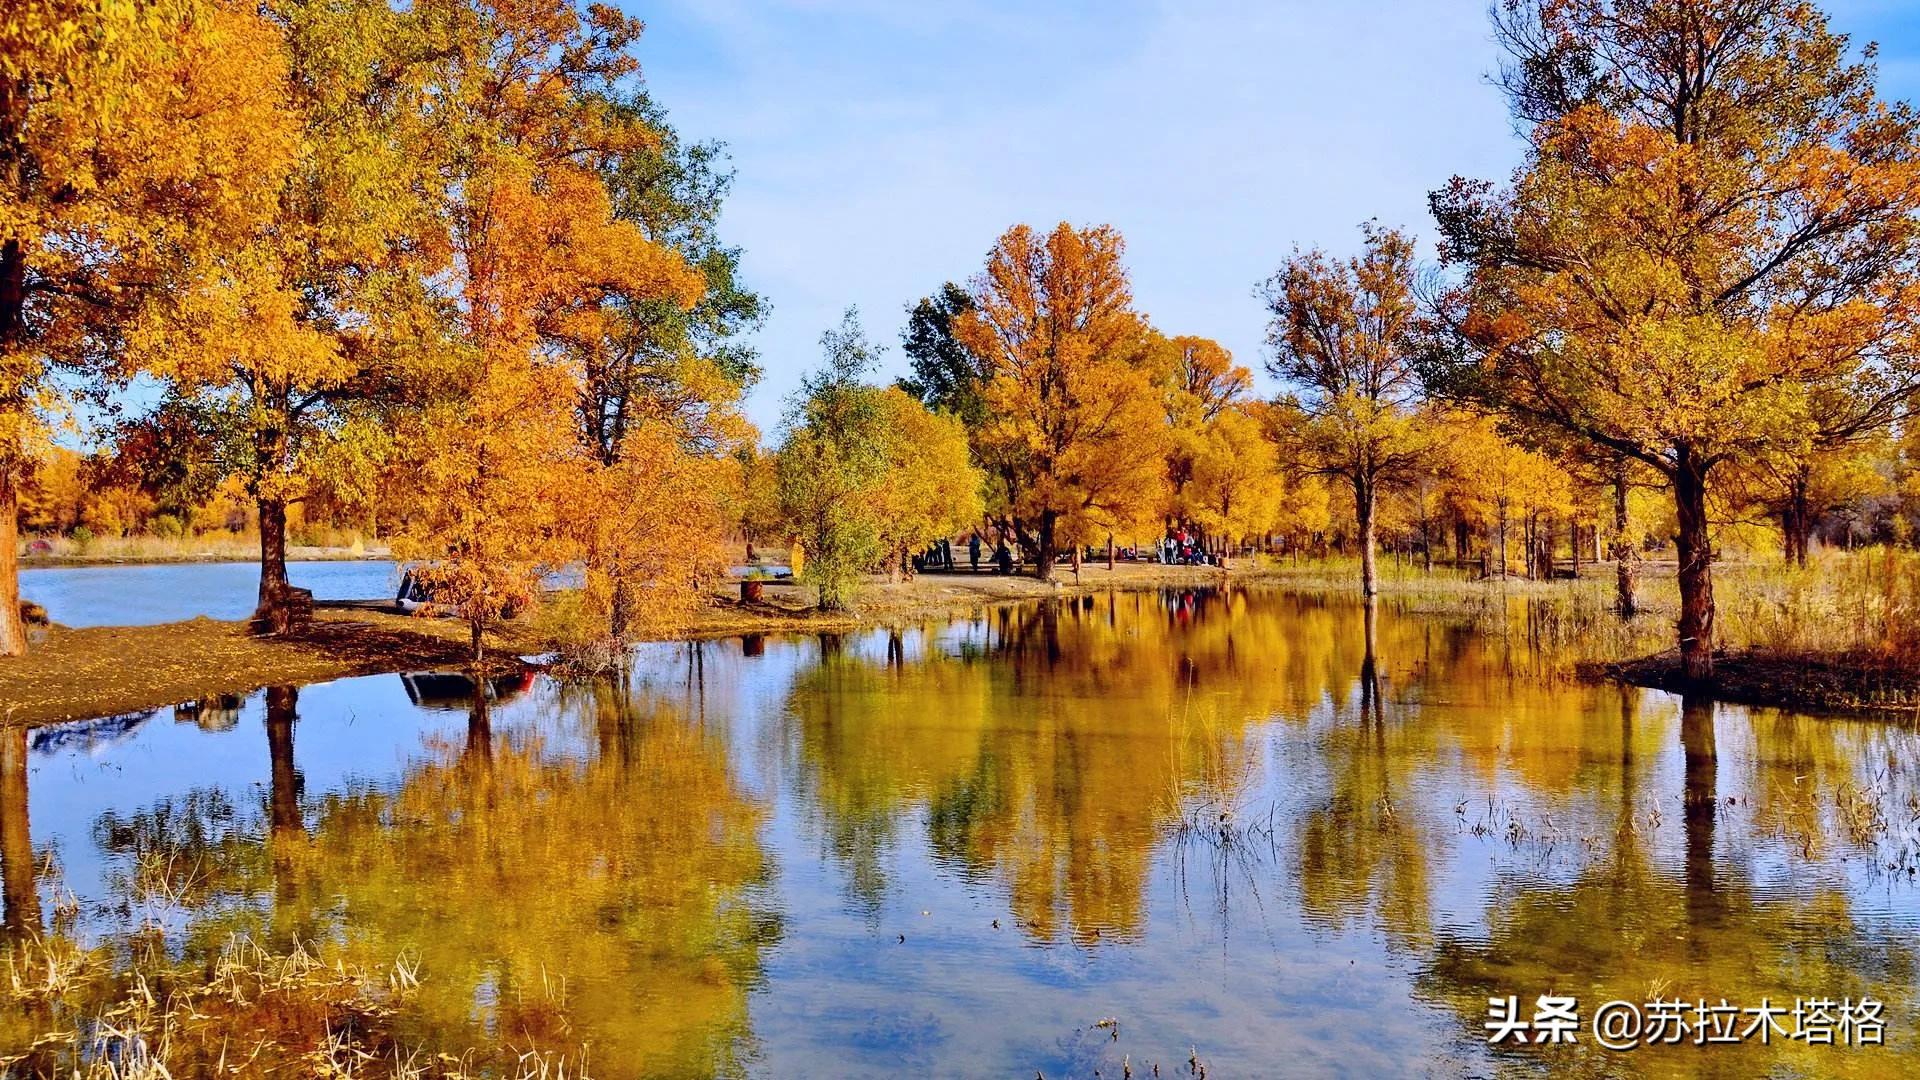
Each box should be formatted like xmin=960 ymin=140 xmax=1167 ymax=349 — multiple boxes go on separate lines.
xmin=0 ymin=933 xmax=592 ymax=1079
xmin=1714 ymin=547 xmax=1920 ymax=659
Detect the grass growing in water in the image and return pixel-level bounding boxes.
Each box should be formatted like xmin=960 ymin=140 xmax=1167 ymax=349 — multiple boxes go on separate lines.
xmin=0 ymin=932 xmax=593 ymax=1079
xmin=1255 ymin=549 xmax=1920 ymax=711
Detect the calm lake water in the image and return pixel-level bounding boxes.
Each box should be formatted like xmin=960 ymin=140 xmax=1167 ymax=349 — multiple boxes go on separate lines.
xmin=19 ymin=560 xmax=404 ymax=626
xmin=5 ymin=589 xmax=1920 ymax=1077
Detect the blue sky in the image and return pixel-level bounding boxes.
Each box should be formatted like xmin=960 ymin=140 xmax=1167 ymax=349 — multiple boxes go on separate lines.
xmin=629 ymin=0 xmax=1920 ymax=433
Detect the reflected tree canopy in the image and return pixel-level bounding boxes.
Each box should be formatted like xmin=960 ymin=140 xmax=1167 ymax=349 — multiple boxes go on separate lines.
xmin=8 ymin=591 xmax=1920 ymax=1074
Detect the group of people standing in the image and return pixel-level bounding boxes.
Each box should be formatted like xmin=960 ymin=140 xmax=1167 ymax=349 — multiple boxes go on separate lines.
xmin=1157 ymin=527 xmax=1220 ymax=566
xmin=916 ymin=533 xmax=1015 ymax=575
xmin=912 ymin=526 xmax=1224 ymax=576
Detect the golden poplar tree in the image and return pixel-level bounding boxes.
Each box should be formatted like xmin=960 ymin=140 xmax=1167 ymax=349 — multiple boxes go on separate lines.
xmin=1157 ymin=333 xmax=1254 ymax=544
xmin=382 ymin=0 xmax=702 ymax=660
xmin=1188 ymin=405 xmax=1283 ymax=551
xmin=0 ymin=0 xmax=292 ymax=654
xmin=127 ymin=0 xmax=440 ymax=634
xmin=871 ymin=387 xmax=983 ymax=582
xmin=1429 ymin=0 xmax=1920 ymax=682
xmin=953 ymin=223 xmax=1167 ymax=579
xmin=1261 ymin=223 xmax=1432 ymax=597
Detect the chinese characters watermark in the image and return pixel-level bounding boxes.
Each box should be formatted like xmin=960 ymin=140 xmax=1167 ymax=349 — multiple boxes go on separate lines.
xmin=1485 ymin=994 xmax=1885 ymax=1050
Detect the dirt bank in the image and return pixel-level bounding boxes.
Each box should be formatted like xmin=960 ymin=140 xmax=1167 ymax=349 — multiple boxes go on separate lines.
xmin=1594 ymin=649 xmax=1920 ymax=718
xmin=0 ymin=611 xmax=509 ymax=727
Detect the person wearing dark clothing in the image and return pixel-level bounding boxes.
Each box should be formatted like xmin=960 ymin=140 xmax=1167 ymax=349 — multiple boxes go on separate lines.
xmin=994 ymin=540 xmax=1013 ymax=575
xmin=969 ymin=533 xmax=982 ymax=572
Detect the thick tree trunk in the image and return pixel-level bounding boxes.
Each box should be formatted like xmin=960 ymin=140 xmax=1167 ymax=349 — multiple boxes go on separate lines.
xmin=1679 ymin=694 xmax=1718 ymax=922
xmin=1351 ymin=595 xmax=1382 ymax=722
xmin=1355 ymin=476 xmax=1378 ymax=597
xmin=1 ymin=89 xmax=29 ymax=657
xmin=252 ymin=496 xmax=292 ymax=635
xmin=1496 ymin=502 xmax=1509 ymax=580
xmin=249 ymin=382 xmax=296 ymax=636
xmin=1673 ymin=450 xmax=1715 ymax=684
xmin=609 ymin=575 xmax=633 ymax=642
xmin=0 ymin=465 xmax=21 ymax=656
xmin=1784 ymin=467 xmax=1812 ymax=568
xmin=1360 ymin=596 xmax=1379 ymax=711
xmin=466 ymin=683 xmax=492 ymax=762
xmin=1033 ymin=510 xmax=1057 ymax=582
xmin=1611 ymin=461 xmax=1637 ymax=617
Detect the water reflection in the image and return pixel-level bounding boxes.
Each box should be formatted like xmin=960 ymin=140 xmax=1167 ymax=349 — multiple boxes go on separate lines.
xmin=1298 ymin=597 xmax=1435 ymax=952
xmin=1418 ymin=707 xmax=1920 ymax=1077
xmin=1 ymin=727 xmax=36 ymax=942
xmin=290 ymin=674 xmax=774 ymax=1075
xmin=5 ymin=589 xmax=1920 ymax=1076
xmin=782 ymin=595 xmax=1293 ymax=945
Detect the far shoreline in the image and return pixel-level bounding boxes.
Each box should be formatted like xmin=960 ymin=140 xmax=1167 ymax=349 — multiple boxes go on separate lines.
xmin=21 ymin=548 xmax=390 ymax=569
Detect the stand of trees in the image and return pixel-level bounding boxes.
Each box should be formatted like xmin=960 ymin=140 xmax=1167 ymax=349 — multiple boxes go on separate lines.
xmin=10 ymin=0 xmax=1920 ymax=692
xmin=1424 ymin=0 xmax=1920 ymax=682
xmin=775 ymin=310 xmax=980 ymax=611
xmin=4 ymin=0 xmax=765 ymax=660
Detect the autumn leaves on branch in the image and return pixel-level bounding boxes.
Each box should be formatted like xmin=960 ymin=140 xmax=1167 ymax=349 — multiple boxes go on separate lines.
xmin=1425 ymin=0 xmax=1920 ymax=682
xmin=812 ymin=0 xmax=1920 ymax=688
xmin=2 ymin=0 xmax=764 ymax=661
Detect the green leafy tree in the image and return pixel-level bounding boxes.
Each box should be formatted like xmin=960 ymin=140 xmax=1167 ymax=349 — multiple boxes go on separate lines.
xmin=896 ymin=282 xmax=989 ymax=428
xmin=778 ymin=310 xmax=890 ymax=611
xmin=594 ymin=88 xmax=767 ymax=389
